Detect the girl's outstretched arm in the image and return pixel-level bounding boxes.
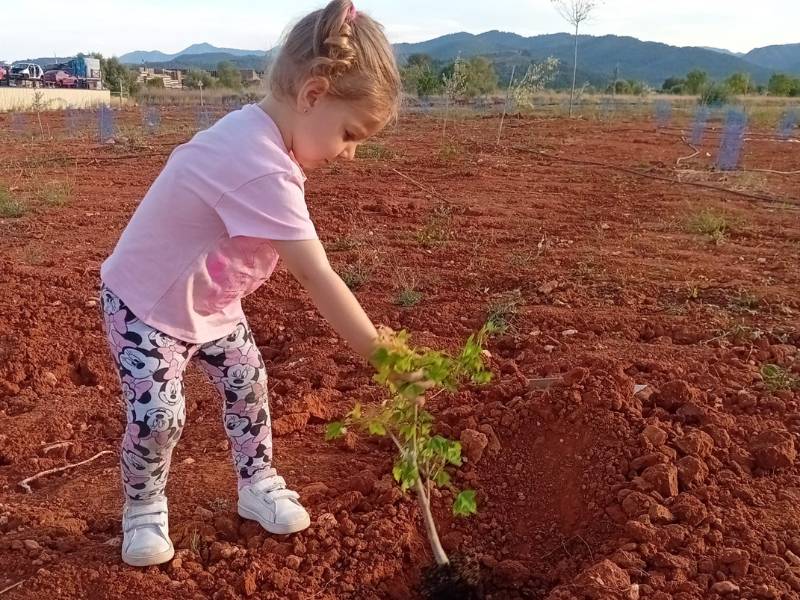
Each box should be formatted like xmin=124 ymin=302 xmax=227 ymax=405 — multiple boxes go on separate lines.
xmin=270 ymin=238 xmax=379 ymax=361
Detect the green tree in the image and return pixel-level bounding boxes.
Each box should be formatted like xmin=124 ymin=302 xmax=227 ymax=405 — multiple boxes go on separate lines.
xmin=90 ymin=53 xmax=139 ymax=95
xmin=463 ymin=57 xmax=498 ymax=97
xmin=768 ymin=73 xmax=800 ymax=97
xmin=699 ymin=82 xmax=732 ymax=106
xmin=401 ymin=54 xmax=441 ymax=98
xmin=685 ymin=69 xmax=709 ymax=95
xmin=183 ymin=68 xmax=216 ymax=90
xmin=725 ymin=72 xmax=751 ymax=95
xmin=406 ymin=53 xmax=433 ymax=69
xmin=662 ymin=76 xmax=685 ymax=93
xmin=216 ymin=61 xmax=242 ymax=90
xmin=145 ymin=77 xmax=165 ymax=89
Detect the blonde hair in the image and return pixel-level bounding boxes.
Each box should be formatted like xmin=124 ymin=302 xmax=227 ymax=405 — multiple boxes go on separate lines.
xmin=269 ymin=0 xmax=401 ymax=122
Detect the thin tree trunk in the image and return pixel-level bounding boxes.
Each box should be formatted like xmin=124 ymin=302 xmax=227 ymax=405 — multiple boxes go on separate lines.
xmin=569 ymin=22 xmax=579 ymax=118
xmin=442 ymin=96 xmax=449 ymax=142
xmin=497 ymin=64 xmax=516 ymax=144
xmin=415 ymin=477 xmax=449 ymax=566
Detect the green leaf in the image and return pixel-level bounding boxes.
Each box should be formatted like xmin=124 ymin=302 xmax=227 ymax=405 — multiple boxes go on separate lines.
xmin=445 ymin=441 xmax=463 ymax=466
xmin=392 ymin=457 xmax=419 ymax=491
xmin=348 ymin=403 xmax=362 ymax=420
xmin=325 ymin=422 xmax=347 ymax=440
xmin=433 ymin=470 xmax=451 ymax=487
xmin=368 ymin=421 xmax=387 ymax=436
xmin=453 ymin=489 xmax=477 ymax=517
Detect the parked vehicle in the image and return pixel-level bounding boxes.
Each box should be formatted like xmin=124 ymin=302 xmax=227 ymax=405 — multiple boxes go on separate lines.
xmin=43 ymin=69 xmax=78 ymax=88
xmin=0 ymin=64 xmax=7 ymax=82
xmin=10 ymin=63 xmax=44 ymax=86
xmin=67 ymin=57 xmax=102 ymax=89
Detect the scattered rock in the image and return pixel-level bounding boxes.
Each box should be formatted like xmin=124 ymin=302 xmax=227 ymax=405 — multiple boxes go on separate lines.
xmin=671 ymin=493 xmax=707 ymax=526
xmin=654 ymin=380 xmax=698 ymax=411
xmin=574 ymin=559 xmax=631 ymax=599
xmin=720 ymin=547 xmax=750 ymax=577
xmin=677 ymin=455 xmax=709 ymax=488
xmin=676 ymin=430 xmax=715 ymax=458
xmin=460 ymin=429 xmax=489 ymax=465
xmin=641 ymin=463 xmax=679 ymax=497
xmin=710 ymin=581 xmax=739 ymax=594
xmin=303 ymin=391 xmax=337 ymax=422
xmin=641 ymin=425 xmax=668 ymax=447
xmin=194 ymin=506 xmax=213 ymax=520
xmin=478 ymin=424 xmax=502 ymax=454
xmin=621 ymin=492 xmax=655 ymax=517
xmin=209 ymin=541 xmax=235 ymax=562
xmin=752 ymin=429 xmax=796 ymax=469
xmin=272 ymin=412 xmax=310 ymax=437
xmin=649 ymin=504 xmax=675 ymax=525
xmin=494 ymin=559 xmax=529 ymax=588
xmin=286 ymin=555 xmax=302 ymax=569
xmin=624 ymin=520 xmax=657 ymax=543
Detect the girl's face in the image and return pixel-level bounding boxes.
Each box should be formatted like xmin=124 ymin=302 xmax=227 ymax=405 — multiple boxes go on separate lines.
xmin=291 ymin=85 xmax=387 ymax=170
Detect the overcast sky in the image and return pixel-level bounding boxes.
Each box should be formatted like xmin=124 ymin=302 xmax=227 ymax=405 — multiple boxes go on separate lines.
xmin=2 ymin=0 xmax=797 ymax=62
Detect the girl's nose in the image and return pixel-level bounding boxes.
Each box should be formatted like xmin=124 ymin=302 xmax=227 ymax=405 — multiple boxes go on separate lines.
xmin=340 ymin=144 xmax=357 ymax=160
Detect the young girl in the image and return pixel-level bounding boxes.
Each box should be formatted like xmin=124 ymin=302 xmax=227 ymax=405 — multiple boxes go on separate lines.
xmin=100 ymin=0 xmax=404 ymax=567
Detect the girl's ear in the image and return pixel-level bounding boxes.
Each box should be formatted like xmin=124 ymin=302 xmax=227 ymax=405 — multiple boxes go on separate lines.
xmin=297 ymin=77 xmax=331 ymax=113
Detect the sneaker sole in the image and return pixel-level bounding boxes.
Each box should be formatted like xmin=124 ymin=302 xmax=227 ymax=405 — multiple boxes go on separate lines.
xmin=237 ymin=503 xmax=311 ymax=535
xmin=122 ymin=543 xmax=175 ymax=567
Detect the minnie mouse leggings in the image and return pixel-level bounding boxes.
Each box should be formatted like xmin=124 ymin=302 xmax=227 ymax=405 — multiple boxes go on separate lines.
xmin=99 ymin=284 xmax=274 ymax=502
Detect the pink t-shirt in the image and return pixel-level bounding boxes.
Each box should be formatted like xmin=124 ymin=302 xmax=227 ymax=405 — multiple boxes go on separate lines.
xmin=101 ymin=104 xmax=317 ymax=344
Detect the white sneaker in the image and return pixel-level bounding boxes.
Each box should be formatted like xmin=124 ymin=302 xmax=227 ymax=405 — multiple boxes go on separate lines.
xmin=238 ymin=475 xmax=311 ymax=535
xmin=121 ymin=497 xmax=174 ymax=567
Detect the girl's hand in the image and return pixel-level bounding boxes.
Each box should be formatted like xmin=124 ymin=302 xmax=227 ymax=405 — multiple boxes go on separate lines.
xmin=388 ymin=368 xmax=436 ymax=391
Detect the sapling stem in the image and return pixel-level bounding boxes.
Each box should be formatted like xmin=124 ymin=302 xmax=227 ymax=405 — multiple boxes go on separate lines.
xmin=415 ymin=476 xmax=450 ymax=566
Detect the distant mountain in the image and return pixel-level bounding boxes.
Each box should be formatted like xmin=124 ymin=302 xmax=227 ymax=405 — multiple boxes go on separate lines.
xmin=701 ymin=47 xmax=744 ymax=58
xmin=744 ymin=43 xmax=800 ymax=72
xmin=120 ymin=43 xmax=266 ymax=65
xmin=118 ymin=34 xmax=800 ymax=87
xmin=146 ymin=52 xmax=270 ymax=71
xmin=395 ymin=31 xmax=785 ymax=86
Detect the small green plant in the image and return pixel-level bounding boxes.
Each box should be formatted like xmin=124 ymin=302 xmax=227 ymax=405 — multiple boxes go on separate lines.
xmin=339 ymin=261 xmax=371 ymax=290
xmin=326 ymin=324 xmax=496 ymax=570
xmin=416 ymin=204 xmax=453 ymax=247
xmin=189 ymin=528 xmax=201 ymax=554
xmin=730 ymin=292 xmax=759 ymax=313
xmin=396 ymin=288 xmax=423 ymax=308
xmin=686 ymin=209 xmax=729 ymax=243
xmin=36 ymin=181 xmax=71 ymax=208
xmin=356 ymin=143 xmax=395 ymax=160
xmin=486 ymin=290 xmax=522 ymax=333
xmin=761 ymin=364 xmax=799 ymax=392
xmin=441 ymin=55 xmax=468 ymax=140
xmin=699 ymin=82 xmax=733 ymax=107
xmin=393 ymin=269 xmax=423 ymax=307
xmin=327 ymin=235 xmax=362 ymax=252
xmin=437 ymin=142 xmax=460 ymax=162
xmin=0 ymin=186 xmax=27 ymax=218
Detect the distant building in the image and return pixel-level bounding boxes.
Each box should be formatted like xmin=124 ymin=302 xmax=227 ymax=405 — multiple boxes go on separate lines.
xmin=136 ymin=67 xmax=182 ymax=89
xmin=240 ymin=69 xmax=263 ymax=86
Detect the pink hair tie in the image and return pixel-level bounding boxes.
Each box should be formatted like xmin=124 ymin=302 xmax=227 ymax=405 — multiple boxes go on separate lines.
xmin=346 ymin=4 xmax=357 ymax=23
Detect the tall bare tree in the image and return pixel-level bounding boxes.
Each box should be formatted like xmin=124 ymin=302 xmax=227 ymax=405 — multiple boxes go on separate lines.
xmin=550 ymin=0 xmax=601 ymax=117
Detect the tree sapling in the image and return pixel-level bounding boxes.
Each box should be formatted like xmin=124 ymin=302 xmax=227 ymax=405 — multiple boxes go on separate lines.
xmin=326 ymin=324 xmax=497 ymax=597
